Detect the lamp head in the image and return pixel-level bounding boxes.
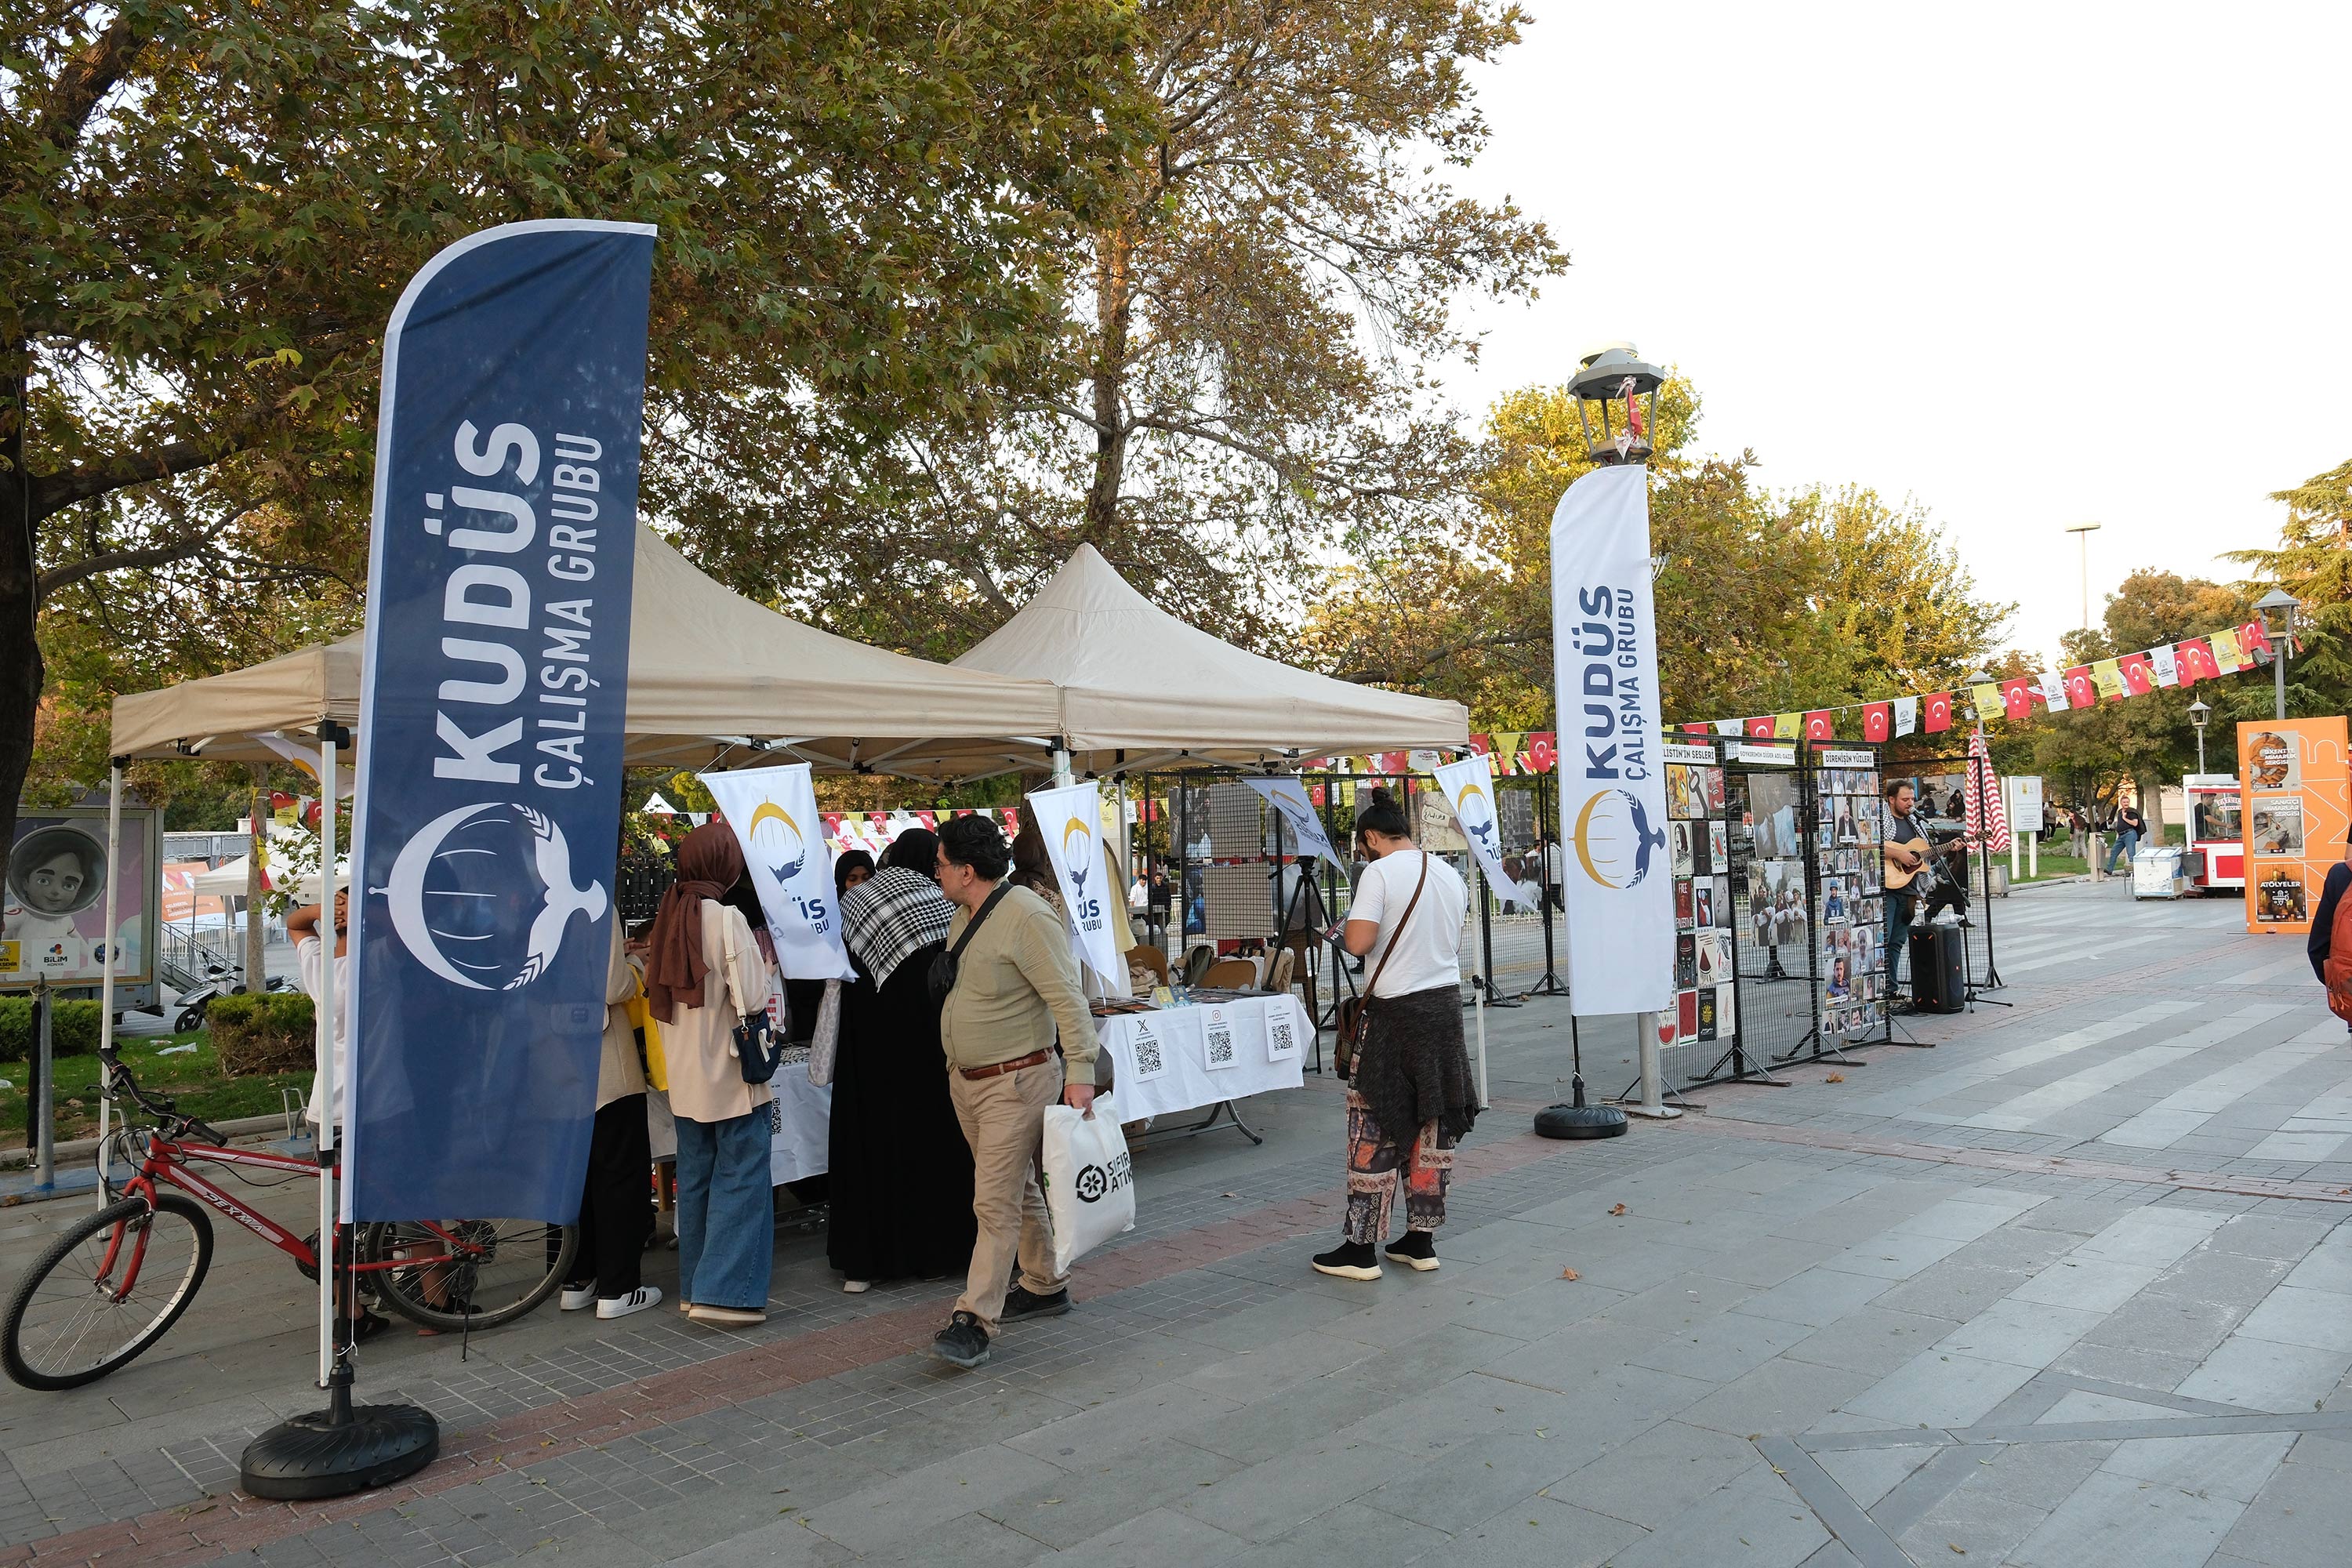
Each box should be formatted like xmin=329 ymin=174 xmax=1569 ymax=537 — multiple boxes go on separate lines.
xmin=2254 ymin=586 xmax=2300 ymax=637
xmin=2188 ymin=699 xmax=2211 ymax=728
xmin=1569 ymin=344 xmax=1665 ymax=466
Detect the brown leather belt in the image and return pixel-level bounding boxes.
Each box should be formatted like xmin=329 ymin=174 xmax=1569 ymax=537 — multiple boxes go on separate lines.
xmin=959 ymin=1049 xmax=1052 ymax=1081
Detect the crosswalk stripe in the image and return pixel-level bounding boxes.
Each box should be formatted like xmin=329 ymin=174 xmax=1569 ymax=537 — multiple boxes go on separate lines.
xmin=2099 ymin=1029 xmax=2344 ymax=1149
xmin=1850 ymin=1000 xmax=2200 ymax=1120
xmin=1958 ymin=1004 xmax=2295 ymax=1131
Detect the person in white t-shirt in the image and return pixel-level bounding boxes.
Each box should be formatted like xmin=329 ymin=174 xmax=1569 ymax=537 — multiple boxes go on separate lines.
xmin=289 ymin=890 xmax=353 ymax=1130
xmin=1312 ymin=788 xmax=1476 ymax=1283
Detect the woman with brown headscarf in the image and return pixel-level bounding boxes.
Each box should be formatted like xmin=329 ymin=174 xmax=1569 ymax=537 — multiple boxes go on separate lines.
xmin=643 ymin=823 xmax=776 ymax=1326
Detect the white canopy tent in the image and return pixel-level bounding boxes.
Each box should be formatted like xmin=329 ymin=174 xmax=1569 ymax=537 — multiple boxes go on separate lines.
xmin=111 ymin=526 xmax=1064 ymax=778
xmin=938 ymin=544 xmax=1468 ymax=780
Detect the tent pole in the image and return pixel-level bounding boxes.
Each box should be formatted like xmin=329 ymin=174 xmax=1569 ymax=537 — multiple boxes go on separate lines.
xmin=314 ymin=730 xmax=338 ymax=1390
xmin=96 ymin=760 xmax=124 ymax=1181
xmin=1051 ymin=742 xmax=1073 ymax=789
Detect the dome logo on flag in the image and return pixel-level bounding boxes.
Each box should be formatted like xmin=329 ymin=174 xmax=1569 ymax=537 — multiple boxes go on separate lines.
xmin=747 ymin=801 xmax=809 ymax=884
xmin=381 ymin=802 xmax=607 ymax=991
xmin=1571 ymin=789 xmax=1663 ymax=890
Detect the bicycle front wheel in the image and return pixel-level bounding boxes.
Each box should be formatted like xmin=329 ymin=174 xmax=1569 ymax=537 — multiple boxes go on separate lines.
xmin=3 ymin=1194 xmax=213 ymax=1391
xmin=362 ymin=1219 xmax=575 ymax=1332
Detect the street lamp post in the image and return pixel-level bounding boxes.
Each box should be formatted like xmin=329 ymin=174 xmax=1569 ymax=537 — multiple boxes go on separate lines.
xmin=2189 ymin=699 xmax=2211 ymax=775
xmin=2065 ymin=523 xmax=2102 ymax=630
xmin=2254 ymin=587 xmax=2300 ymax=721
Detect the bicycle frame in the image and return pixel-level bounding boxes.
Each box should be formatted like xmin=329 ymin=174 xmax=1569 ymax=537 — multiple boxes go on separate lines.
xmin=112 ymin=1127 xmax=467 ymax=1294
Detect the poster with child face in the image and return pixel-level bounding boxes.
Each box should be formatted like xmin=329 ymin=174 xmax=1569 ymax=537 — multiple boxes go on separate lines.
xmin=3 ymin=810 xmax=153 ymax=986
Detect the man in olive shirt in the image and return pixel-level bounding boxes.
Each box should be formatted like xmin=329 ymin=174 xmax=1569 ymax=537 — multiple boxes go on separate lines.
xmin=928 ymin=814 xmax=1099 ymax=1369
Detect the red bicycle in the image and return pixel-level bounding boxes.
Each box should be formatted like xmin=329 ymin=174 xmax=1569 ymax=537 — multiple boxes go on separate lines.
xmin=2 ymin=1051 xmax=576 ymax=1391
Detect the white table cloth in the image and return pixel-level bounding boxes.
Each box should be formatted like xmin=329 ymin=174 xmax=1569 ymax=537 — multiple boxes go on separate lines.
xmin=1095 ymin=993 xmax=1310 ymax=1121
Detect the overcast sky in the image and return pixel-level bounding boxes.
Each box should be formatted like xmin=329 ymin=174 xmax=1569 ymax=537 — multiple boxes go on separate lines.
xmin=1441 ymin=2 xmax=2351 ymax=664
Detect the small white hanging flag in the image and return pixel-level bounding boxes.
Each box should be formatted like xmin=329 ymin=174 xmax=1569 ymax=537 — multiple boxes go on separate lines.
xmin=2150 ymin=644 xmax=2179 ymax=687
xmin=2038 ymin=670 xmax=2071 ymax=713
xmin=1713 ymin=717 xmax=1743 ymax=736
xmin=1893 ymin=696 xmax=1919 ymax=737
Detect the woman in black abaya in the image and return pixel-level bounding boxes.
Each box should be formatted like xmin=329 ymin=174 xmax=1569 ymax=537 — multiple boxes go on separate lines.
xmin=826 ymin=829 xmax=976 ymax=1291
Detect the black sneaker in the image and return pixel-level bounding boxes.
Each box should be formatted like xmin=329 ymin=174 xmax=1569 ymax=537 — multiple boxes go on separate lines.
xmin=1311 ymin=1240 xmax=1381 ymax=1280
xmin=929 ymin=1310 xmax=991 ymax=1369
xmin=1001 ymin=1284 xmax=1072 ymax=1321
xmin=1383 ymin=1231 xmax=1439 ymax=1272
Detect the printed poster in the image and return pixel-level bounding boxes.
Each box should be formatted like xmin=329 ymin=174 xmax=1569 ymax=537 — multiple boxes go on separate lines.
xmin=2238 ymin=717 xmax=2349 ymax=936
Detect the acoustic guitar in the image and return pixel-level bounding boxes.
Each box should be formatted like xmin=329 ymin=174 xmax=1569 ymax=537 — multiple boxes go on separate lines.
xmin=1882 ymin=837 xmax=1937 ymax=893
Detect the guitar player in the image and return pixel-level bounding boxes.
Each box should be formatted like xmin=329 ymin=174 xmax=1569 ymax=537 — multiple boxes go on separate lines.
xmin=1882 ymin=779 xmax=1926 ymax=992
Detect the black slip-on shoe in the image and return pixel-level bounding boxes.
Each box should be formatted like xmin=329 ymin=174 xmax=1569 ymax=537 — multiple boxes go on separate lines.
xmin=1002 ymin=1284 xmax=1073 ymax=1321
xmin=1383 ymin=1232 xmax=1440 ymax=1272
xmin=1311 ymin=1240 xmax=1381 ymax=1280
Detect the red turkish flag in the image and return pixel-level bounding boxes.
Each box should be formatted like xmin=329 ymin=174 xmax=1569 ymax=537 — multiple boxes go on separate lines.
xmin=1745 ymin=715 xmax=1775 ymax=738
xmin=1680 ymin=722 xmax=1710 ymax=734
xmin=1468 ymin=734 xmax=1492 ymax=757
xmin=1998 ymin=677 xmax=2034 ymax=720
xmin=1525 ymin=734 xmax=1558 ymax=773
xmin=2063 ymin=666 xmax=2096 ymax=707
xmin=2238 ymin=619 xmax=2274 ymax=659
xmin=2118 ymin=652 xmax=2154 ymax=694
xmin=1924 ymin=692 xmax=1953 ymax=733
xmin=916 ymin=811 xmax=938 ymax=829
xmin=1803 ymin=710 xmax=1835 ymax=741
xmin=1862 ymin=702 xmax=1892 ymax=741
xmin=2176 ymin=637 xmax=2218 ymax=684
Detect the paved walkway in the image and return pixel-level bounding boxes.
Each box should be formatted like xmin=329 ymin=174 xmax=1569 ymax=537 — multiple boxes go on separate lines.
xmin=4 ymin=879 xmax=2349 ymax=1567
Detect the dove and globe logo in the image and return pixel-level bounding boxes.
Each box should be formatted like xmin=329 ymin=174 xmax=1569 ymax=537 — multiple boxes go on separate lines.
xmin=1572 ymin=788 xmax=1664 ymax=891
xmin=748 ymin=798 xmax=832 ymax=935
xmin=1062 ymin=815 xmax=1103 ymax=927
xmin=380 ymin=802 xmax=608 ymax=991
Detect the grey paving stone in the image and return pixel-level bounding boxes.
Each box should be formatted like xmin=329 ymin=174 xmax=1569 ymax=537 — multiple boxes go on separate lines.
xmin=1966 ymin=1437 xmax=2117 ymax=1510
xmin=1169 ymin=1437 xmax=1413 ymax=1543
xmin=1864 ymin=1261 xmax=2036 ymax=1323
xmin=1627 ymin=1309 xmax=1812 ymax=1384
xmin=2011 ymin=1256 xmax=2165 ymax=1313
xmin=2102 ymin=1431 xmax=2296 ymax=1504
xmin=1358 ymin=1432 xmax=1581 ymax=1534
xmin=2180 ymin=1338 xmax=2352 ymax=1411
xmin=983 ymin=1435 xmax=1243 ymax=1551
xmin=2076 ymin=1292 xmax=2246 ymax=1361
xmin=1032 ymin=1504 xmax=1250 ymax=1568
xmin=2052 ymin=1341 xmax=2202 ymax=1393
xmin=1735 ymin=1266 xmax=1896 ymax=1327
xmin=1677 ymin=1357 xmax=1875 ymax=1439
xmin=1332 ymin=1370 xmax=1581 ymax=1460
xmin=1844 ymin=1350 xmax=2039 ymax=1428
xmin=1933 ymin=1298 xmax=2103 ymax=1370
xmin=1778 ymin=1307 xmax=1955 ymax=1378
xmin=1004 ymin=1381 xmax=1240 ymax=1467
xmin=2006 ymin=1465 xmax=2245 ymax=1567
xmin=2234 ymin=1284 xmax=2352 ymax=1354
xmin=1807 ymin=1443 xmax=1935 ymax=1511
xmin=1603 ymin=1461 xmax=1825 ymax=1568
xmin=1893 ymin=1478 xmax=2052 ymax=1566
xmin=797 ymin=1442 xmax=1065 ymax=1555
xmin=1442 ymin=1494 xmax=1649 ymax=1567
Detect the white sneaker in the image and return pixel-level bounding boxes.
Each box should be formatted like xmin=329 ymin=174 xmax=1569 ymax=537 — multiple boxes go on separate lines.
xmin=843 ymin=1279 xmax=872 ymax=1294
xmin=596 ymin=1286 xmax=664 ymax=1320
xmin=559 ymin=1286 xmax=596 ymax=1312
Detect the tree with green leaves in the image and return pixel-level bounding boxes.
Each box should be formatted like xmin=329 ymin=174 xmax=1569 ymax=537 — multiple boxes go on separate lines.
xmin=4 ymin=0 xmax=1153 ymax=848
xmin=705 ymin=0 xmax=1566 ymax=660
xmin=2228 ymin=456 xmax=2352 ymax=719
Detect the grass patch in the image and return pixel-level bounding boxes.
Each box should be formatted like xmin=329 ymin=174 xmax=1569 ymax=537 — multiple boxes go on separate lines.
xmin=0 ymin=1033 xmax=312 ymax=1145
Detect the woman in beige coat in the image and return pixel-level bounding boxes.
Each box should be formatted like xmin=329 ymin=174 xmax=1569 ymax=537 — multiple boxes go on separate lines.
xmin=643 ymin=824 xmax=775 ymax=1327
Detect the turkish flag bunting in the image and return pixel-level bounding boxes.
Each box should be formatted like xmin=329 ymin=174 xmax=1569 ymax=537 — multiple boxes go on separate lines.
xmin=2238 ymin=619 xmax=2274 ymax=659
xmin=1804 ymin=710 xmax=1834 ymax=740
xmin=1468 ymin=734 xmax=1492 ymax=757
xmin=1681 ymin=722 xmax=1711 ymax=734
xmin=1526 ymin=734 xmax=1558 ymax=772
xmin=1924 ymin=692 xmax=1953 ymax=733
xmin=1746 ymin=716 xmax=1776 ymax=738
xmin=2118 ymin=652 xmax=2154 ymax=694
xmin=1862 ymin=702 xmax=1892 ymax=742
xmin=1999 ymin=677 xmax=2034 ymax=720
xmin=2064 ymin=665 xmax=2096 ymax=707
xmin=2176 ymin=637 xmax=2218 ymax=685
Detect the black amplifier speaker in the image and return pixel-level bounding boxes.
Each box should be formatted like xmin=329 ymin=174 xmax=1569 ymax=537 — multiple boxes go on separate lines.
xmin=1909 ymin=924 xmax=1965 ymax=1013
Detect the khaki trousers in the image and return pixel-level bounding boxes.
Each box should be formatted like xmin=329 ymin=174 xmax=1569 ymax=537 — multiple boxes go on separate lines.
xmin=946 ymin=1060 xmax=1065 ymax=1334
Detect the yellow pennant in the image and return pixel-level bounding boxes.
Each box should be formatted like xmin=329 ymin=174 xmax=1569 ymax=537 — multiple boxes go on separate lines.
xmin=2092 ymin=659 xmax=2126 ymax=700
xmin=1773 ymin=712 xmax=1801 ymax=739
xmin=1970 ymin=683 xmax=2003 ymax=722
xmin=2208 ymin=628 xmax=2245 ymax=672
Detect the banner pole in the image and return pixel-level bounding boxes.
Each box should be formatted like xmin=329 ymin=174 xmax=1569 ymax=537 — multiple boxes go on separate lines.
xmin=1625 ymin=1011 xmax=1679 ymax=1118
xmin=96 ymin=760 xmax=123 ymax=1183
xmin=314 ymin=729 xmax=338 ymax=1392
xmin=1474 ymin=983 xmax=1490 ymax=1109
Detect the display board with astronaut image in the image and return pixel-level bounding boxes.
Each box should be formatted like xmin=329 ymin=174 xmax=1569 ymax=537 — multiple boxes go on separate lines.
xmin=2 ymin=805 xmax=159 ymax=989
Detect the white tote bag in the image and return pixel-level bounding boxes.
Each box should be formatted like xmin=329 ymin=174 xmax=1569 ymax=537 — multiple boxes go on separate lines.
xmin=1041 ymin=1094 xmax=1136 ymax=1275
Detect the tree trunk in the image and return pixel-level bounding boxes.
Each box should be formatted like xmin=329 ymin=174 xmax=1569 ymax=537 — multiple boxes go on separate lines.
xmin=0 ymin=347 xmax=41 ymax=859
xmin=1080 ymin=227 xmax=1133 ymax=548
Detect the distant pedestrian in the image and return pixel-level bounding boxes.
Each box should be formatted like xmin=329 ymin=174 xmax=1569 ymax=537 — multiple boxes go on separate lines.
xmin=1312 ymin=789 xmax=1476 ymax=1281
xmin=2067 ymin=807 xmax=2087 ymax=860
xmin=2307 ymin=847 xmax=2352 ymax=1032
xmin=1538 ymin=833 xmax=1565 ymax=912
xmin=2103 ymin=800 xmax=2145 ymax=876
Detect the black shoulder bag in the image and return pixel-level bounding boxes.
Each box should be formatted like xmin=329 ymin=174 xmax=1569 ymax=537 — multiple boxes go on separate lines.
xmin=929 ymin=884 xmax=1012 ymax=1003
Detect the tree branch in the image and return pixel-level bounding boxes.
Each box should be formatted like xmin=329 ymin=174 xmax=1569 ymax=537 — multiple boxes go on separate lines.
xmin=29 ymin=421 xmax=267 ymax=520
xmin=35 ymin=9 xmax=153 ymax=154
xmin=35 ymin=510 xmax=249 ymax=601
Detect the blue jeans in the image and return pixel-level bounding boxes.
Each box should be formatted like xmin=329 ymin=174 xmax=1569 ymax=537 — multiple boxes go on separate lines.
xmin=1886 ymin=891 xmax=1914 ymax=990
xmin=675 ymin=1109 xmax=775 ymax=1310
xmin=2104 ymin=829 xmax=2140 ymax=873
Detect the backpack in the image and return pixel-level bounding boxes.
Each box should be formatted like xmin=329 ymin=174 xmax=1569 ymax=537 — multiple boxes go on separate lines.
xmin=2327 ymin=882 xmax=2352 ymax=1026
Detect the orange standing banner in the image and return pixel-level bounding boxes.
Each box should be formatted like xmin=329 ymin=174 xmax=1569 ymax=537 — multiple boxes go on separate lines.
xmin=2238 ymin=717 xmax=2350 ymax=935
